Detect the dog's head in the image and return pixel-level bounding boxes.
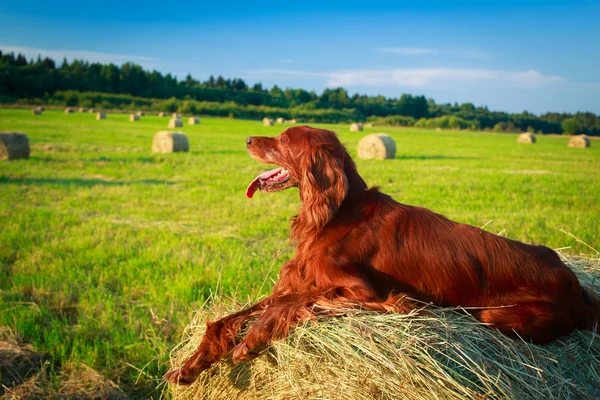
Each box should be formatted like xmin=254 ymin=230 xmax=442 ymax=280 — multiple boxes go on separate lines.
xmin=246 ymin=126 xmax=357 ymax=228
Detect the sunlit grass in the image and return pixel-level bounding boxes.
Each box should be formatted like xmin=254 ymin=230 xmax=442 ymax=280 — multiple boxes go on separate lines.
xmin=0 ymin=109 xmax=598 ymax=397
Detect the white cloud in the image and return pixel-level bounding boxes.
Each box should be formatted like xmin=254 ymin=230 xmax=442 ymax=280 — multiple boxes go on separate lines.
xmin=244 ymin=68 xmax=564 ymax=88
xmin=378 ymin=47 xmax=490 ymax=59
xmin=327 ymin=68 xmax=564 ymax=87
xmin=378 ymin=47 xmax=438 ymax=55
xmin=0 ymin=45 xmax=154 ymax=65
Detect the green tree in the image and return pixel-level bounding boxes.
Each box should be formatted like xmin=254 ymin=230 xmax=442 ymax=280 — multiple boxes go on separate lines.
xmin=561 ymin=118 xmax=583 ymax=135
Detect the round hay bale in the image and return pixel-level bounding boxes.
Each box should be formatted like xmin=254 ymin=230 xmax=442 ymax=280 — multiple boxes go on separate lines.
xmin=168 ymin=119 xmax=183 ymax=128
xmin=32 ymin=107 xmax=42 ymax=115
xmin=0 ymin=132 xmax=30 ymax=161
xmin=263 ymin=117 xmax=274 ymax=127
xmin=158 ymin=112 xmax=166 ymax=118
xmin=517 ymin=133 xmax=536 ymax=144
xmin=364 ymin=122 xmax=374 ymax=128
xmin=168 ymin=258 xmax=600 ymax=400
xmin=64 ymin=107 xmax=74 ymax=114
xmin=78 ymin=107 xmax=86 ymax=113
xmin=135 ymin=111 xmax=145 ymax=117
xmin=568 ymin=135 xmax=591 ymax=148
xmin=172 ymin=112 xmax=180 ymax=119
xmin=96 ymin=112 xmax=106 ymax=120
xmin=152 ymin=131 xmax=189 ymax=153
xmin=129 ymin=114 xmax=140 ymax=122
xmin=289 ymin=119 xmax=297 ymax=124
xmin=357 ymin=133 xmax=396 ymax=160
xmin=350 ymin=123 xmax=363 ymax=132
xmin=435 ymin=127 xmax=442 ymax=132
xmin=276 ymin=117 xmax=284 ymax=124
xmin=188 ymin=117 xmax=200 ymax=125
xmin=88 ymin=108 xmax=95 ymax=113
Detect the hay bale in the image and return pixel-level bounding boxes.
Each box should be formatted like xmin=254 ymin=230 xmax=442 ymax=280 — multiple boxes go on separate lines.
xmin=0 ymin=132 xmax=30 ymax=161
xmin=31 ymin=107 xmax=42 ymax=115
xmin=96 ymin=112 xmax=106 ymax=120
xmin=436 ymin=127 xmax=442 ymax=132
xmin=168 ymin=258 xmax=600 ymax=400
xmin=172 ymin=112 xmax=180 ymax=119
xmin=159 ymin=112 xmax=166 ymax=118
xmin=568 ymin=135 xmax=591 ymax=148
xmin=136 ymin=111 xmax=145 ymax=117
xmin=350 ymin=123 xmax=363 ymax=132
xmin=357 ymin=133 xmax=396 ymax=160
xmin=129 ymin=114 xmax=140 ymax=122
xmin=169 ymin=118 xmax=183 ymax=128
xmin=263 ymin=117 xmax=274 ymax=127
xmin=78 ymin=107 xmax=86 ymax=113
xmin=517 ymin=133 xmax=536 ymax=144
xmin=188 ymin=117 xmax=200 ymax=125
xmin=276 ymin=117 xmax=284 ymax=124
xmin=152 ymin=131 xmax=189 ymax=153
xmin=64 ymin=107 xmax=74 ymax=114
xmin=364 ymin=122 xmax=374 ymax=128
xmin=88 ymin=108 xmax=95 ymax=113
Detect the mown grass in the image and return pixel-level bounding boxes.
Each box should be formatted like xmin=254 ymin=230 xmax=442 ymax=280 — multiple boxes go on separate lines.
xmin=0 ymin=109 xmax=599 ymax=398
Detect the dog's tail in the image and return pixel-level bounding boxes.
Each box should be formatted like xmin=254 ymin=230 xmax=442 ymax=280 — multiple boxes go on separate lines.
xmin=578 ymin=286 xmax=600 ymax=333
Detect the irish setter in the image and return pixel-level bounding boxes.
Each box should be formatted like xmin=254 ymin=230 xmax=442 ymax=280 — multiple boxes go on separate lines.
xmin=165 ymin=126 xmax=599 ymax=385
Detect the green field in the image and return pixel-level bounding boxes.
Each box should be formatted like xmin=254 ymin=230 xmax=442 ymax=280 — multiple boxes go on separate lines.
xmin=1 ymin=109 xmax=599 ymax=397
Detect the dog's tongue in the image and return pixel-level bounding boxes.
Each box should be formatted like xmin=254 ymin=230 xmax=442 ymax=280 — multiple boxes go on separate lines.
xmin=246 ymin=167 xmax=283 ymax=198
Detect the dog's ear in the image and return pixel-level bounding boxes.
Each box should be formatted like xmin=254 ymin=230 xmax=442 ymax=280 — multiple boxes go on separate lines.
xmin=300 ymin=145 xmax=348 ymax=229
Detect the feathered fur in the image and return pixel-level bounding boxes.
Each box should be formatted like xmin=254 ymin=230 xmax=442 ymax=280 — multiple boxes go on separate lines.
xmin=165 ymin=126 xmax=600 ymax=385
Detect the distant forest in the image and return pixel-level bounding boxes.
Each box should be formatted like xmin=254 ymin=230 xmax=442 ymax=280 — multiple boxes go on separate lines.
xmin=1 ymin=51 xmax=598 ymax=135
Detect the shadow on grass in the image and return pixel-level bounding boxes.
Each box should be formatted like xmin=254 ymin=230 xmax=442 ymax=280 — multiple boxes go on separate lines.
xmin=33 ymin=156 xmax=157 ymax=164
xmin=0 ymin=177 xmax=180 ymax=187
xmin=396 ymin=154 xmax=481 ymax=161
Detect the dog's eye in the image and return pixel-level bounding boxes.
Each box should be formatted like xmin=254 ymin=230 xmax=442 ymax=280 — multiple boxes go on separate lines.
xmin=280 ymin=135 xmax=290 ymax=143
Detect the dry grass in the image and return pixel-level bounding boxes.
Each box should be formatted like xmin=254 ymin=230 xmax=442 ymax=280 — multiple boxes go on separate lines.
xmin=152 ymin=131 xmax=190 ymax=153
xmin=350 ymin=123 xmax=363 ymax=132
xmin=0 ymin=327 xmax=45 ymax=394
xmin=0 ymin=327 xmax=126 ymax=399
xmin=568 ymin=135 xmax=591 ymax=148
xmin=517 ymin=133 xmax=537 ymax=144
xmin=169 ymin=119 xmax=183 ymax=128
xmin=0 ymin=132 xmax=30 ymax=161
xmin=357 ymin=133 xmax=396 ymax=160
xmin=167 ymin=256 xmax=600 ymax=400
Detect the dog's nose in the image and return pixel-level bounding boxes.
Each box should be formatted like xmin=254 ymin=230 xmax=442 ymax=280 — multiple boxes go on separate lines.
xmin=246 ymin=137 xmax=253 ymax=147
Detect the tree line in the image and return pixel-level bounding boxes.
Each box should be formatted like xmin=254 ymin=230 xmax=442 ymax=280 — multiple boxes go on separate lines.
xmin=0 ymin=51 xmax=598 ymax=135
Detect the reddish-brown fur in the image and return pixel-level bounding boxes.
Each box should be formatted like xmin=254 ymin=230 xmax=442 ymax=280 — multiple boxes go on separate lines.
xmin=165 ymin=126 xmax=600 ymax=385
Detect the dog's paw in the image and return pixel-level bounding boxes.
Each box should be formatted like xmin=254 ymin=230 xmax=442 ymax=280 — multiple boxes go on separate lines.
xmin=231 ymin=343 xmax=250 ymax=364
xmin=163 ymin=368 xmax=197 ymax=385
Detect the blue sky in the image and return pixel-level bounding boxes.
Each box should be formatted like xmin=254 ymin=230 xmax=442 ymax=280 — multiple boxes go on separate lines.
xmin=1 ymin=0 xmax=599 ymax=114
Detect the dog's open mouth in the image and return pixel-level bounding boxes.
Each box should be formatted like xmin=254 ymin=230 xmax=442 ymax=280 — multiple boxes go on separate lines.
xmin=246 ymin=167 xmax=291 ymax=198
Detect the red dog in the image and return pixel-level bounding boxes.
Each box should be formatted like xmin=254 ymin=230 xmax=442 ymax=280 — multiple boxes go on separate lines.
xmin=165 ymin=126 xmax=599 ymax=385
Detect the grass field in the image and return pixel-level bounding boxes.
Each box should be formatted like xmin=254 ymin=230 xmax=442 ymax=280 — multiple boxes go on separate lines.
xmin=1 ymin=109 xmax=599 ymax=398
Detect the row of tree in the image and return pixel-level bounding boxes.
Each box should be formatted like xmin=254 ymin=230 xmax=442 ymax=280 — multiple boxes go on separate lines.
xmin=1 ymin=51 xmax=598 ymax=135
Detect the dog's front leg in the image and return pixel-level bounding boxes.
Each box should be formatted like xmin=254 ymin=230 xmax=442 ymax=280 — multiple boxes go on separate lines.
xmin=164 ymin=297 xmax=272 ymax=385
